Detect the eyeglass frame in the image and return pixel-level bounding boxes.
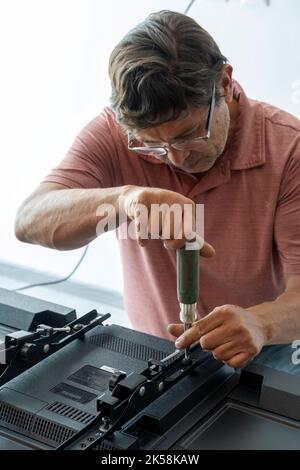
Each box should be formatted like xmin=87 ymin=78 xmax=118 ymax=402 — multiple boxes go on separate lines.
xmin=127 ymin=80 xmax=216 ymax=158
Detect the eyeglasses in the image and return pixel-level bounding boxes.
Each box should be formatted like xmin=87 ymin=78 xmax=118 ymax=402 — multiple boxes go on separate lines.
xmin=127 ymin=81 xmax=216 ymax=158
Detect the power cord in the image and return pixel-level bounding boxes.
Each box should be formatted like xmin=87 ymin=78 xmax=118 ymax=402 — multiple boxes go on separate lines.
xmin=184 ymin=0 xmax=196 ymax=14
xmin=12 ymin=245 xmax=89 ymax=292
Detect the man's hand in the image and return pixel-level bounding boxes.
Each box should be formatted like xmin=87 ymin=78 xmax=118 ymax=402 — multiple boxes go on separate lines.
xmin=168 ymin=304 xmax=267 ymax=368
xmin=120 ymin=185 xmax=215 ymax=253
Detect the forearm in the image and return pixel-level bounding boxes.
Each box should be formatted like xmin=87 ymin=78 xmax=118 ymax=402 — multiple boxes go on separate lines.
xmin=248 ymin=286 xmax=300 ymax=345
xmin=15 ymin=185 xmax=131 ymax=250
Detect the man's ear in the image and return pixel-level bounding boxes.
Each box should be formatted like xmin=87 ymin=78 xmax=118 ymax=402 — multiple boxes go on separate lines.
xmin=220 ymin=64 xmax=234 ymax=104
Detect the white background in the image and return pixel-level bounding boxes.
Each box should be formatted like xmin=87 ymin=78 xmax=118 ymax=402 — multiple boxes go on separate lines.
xmin=0 ymin=0 xmax=299 ymax=294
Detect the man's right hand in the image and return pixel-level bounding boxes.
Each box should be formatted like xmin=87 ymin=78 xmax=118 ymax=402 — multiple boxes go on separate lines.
xmin=119 ymin=185 xmax=215 ymax=255
xmin=15 ymin=182 xmax=214 ymax=255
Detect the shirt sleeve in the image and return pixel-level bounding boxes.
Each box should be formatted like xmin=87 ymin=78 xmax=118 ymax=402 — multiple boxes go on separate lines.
xmin=43 ymin=108 xmax=123 ymax=189
xmin=274 ymin=147 xmax=300 ymax=275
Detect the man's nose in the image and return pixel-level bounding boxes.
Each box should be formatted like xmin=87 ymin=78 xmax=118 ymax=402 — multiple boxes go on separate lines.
xmin=167 ymin=148 xmax=190 ymax=166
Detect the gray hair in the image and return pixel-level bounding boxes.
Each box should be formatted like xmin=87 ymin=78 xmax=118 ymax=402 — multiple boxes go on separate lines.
xmin=108 ymin=10 xmax=227 ymax=129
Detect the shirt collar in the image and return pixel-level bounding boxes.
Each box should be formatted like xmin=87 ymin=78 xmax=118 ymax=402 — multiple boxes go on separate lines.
xmin=228 ymin=80 xmax=266 ymax=170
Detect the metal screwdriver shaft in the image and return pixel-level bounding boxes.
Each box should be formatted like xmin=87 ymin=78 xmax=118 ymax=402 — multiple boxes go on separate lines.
xmin=176 ymin=241 xmax=200 ymax=363
xmin=184 ymin=322 xmax=191 ymax=361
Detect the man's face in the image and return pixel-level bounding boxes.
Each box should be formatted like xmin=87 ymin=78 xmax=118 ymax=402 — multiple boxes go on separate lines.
xmin=133 ymin=98 xmax=231 ymax=174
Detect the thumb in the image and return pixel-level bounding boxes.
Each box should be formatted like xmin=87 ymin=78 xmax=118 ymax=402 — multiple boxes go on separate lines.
xmin=200 ymin=240 xmax=215 ymax=258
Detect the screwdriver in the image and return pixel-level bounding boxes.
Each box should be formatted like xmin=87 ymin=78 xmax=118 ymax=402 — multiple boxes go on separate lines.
xmin=176 ymin=240 xmax=200 ymax=363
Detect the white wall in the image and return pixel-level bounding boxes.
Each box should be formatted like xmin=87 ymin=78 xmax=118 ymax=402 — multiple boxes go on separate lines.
xmin=0 ymin=0 xmax=299 ymax=294
xmin=192 ymin=0 xmax=300 ymax=114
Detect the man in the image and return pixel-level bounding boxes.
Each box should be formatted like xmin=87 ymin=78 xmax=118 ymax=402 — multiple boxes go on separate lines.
xmin=15 ymin=11 xmax=300 ymax=372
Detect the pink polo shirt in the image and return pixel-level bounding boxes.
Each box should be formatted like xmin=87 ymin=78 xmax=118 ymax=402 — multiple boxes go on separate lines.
xmin=43 ymin=82 xmax=300 ymax=340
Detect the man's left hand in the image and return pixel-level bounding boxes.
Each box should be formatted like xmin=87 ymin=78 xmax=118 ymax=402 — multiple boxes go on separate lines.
xmin=168 ymin=304 xmax=267 ymax=368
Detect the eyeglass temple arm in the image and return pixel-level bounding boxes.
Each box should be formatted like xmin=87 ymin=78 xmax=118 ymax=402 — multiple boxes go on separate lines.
xmin=206 ymin=81 xmax=216 ymax=138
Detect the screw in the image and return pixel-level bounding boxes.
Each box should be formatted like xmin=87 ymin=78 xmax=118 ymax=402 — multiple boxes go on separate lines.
xmin=181 ymin=357 xmax=192 ymax=367
xmin=43 ymin=344 xmax=50 ymax=353
xmin=158 ymin=382 xmax=164 ymax=392
xmin=81 ymin=443 xmax=86 ymax=448
xmin=139 ymin=386 xmax=146 ymax=397
xmin=73 ymin=324 xmax=83 ymax=331
xmin=52 ymin=326 xmax=71 ymax=333
xmin=101 ymin=417 xmax=110 ymax=430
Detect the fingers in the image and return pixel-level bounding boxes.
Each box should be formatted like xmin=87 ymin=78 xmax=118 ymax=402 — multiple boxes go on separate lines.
xmin=199 ymin=239 xmax=215 ymax=258
xmin=163 ymin=238 xmax=186 ymax=250
xmin=213 ymin=345 xmax=252 ymax=368
xmin=133 ymin=204 xmax=149 ymax=247
xmin=169 ymin=310 xmax=225 ymax=349
xmin=124 ymin=188 xmax=214 ymax=253
xmin=211 ymin=341 xmax=240 ymax=361
xmin=199 ymin=326 xmax=232 ymax=351
xmin=169 ymin=306 xmax=241 ymax=349
xmin=163 ymin=237 xmax=215 ymax=255
xmin=174 ymin=322 xmax=203 ymax=349
xmin=168 ymin=323 xmax=254 ymax=368
xmin=196 ymin=305 xmax=239 ymax=336
xmin=167 ymin=323 xmax=184 ymax=338
xmin=195 ymin=309 xmax=225 ymax=337
xmin=168 ymin=304 xmax=261 ymax=370
xmin=225 ymin=352 xmax=251 ymax=369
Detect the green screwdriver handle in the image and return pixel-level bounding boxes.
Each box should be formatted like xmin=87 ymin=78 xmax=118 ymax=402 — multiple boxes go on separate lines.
xmin=176 ymin=241 xmax=200 ymax=305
